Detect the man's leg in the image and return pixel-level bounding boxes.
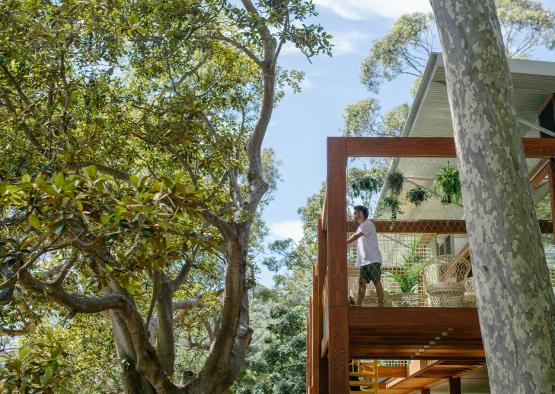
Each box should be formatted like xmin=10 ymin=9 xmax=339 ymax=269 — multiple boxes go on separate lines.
xmin=373 ymin=280 xmax=384 ymax=307
xmin=356 ymin=277 xmax=367 ymax=306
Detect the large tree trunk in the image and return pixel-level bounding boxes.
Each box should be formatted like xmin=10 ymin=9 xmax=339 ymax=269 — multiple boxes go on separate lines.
xmin=110 ymin=311 xmax=156 ymax=394
xmin=430 ymin=1 xmax=555 ymax=393
xmin=187 ymin=235 xmax=252 ymax=393
xmin=154 ymin=272 xmax=176 ymax=376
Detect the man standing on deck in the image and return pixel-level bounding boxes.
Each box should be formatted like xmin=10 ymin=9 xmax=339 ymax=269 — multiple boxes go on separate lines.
xmin=347 ymin=205 xmax=384 ymax=307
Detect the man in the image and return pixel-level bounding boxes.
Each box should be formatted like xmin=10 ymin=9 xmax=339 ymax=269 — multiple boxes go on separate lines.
xmin=347 ymin=205 xmax=384 ymax=307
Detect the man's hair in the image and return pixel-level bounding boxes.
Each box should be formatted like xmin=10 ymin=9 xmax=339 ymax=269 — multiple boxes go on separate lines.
xmin=354 ymin=205 xmax=369 ymax=219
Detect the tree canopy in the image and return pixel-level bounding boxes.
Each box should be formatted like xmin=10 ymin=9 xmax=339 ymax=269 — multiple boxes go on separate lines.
xmin=0 ymin=1 xmax=330 ymax=392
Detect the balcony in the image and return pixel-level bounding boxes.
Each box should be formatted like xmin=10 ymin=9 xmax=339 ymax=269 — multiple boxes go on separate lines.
xmin=305 ymin=137 xmax=555 ymax=394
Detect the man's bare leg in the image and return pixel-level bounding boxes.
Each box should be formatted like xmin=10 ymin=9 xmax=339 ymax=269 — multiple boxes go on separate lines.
xmin=373 ymin=280 xmax=384 ymax=307
xmin=356 ymin=278 xmax=366 ymax=306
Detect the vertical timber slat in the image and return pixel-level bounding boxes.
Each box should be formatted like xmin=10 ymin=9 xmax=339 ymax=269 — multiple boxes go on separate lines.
xmin=326 ymin=138 xmax=349 ymax=393
xmin=547 ymin=158 xmax=555 ymax=240
xmin=311 ymin=265 xmax=319 ymax=392
xmin=306 ymin=315 xmax=310 ymax=393
xmin=317 ymin=219 xmax=329 ymax=393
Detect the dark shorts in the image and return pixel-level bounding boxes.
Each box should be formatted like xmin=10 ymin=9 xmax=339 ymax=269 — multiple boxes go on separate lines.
xmin=359 ymin=263 xmax=382 ymax=283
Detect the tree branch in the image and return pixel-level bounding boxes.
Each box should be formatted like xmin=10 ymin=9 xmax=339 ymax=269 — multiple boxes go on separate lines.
xmin=68 ymin=161 xmax=130 ymax=180
xmin=19 ymin=270 xmax=127 ymax=313
xmin=215 ymin=34 xmax=264 ymax=67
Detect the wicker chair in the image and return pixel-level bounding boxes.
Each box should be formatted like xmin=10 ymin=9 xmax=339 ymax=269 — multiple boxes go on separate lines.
xmin=424 ymin=255 xmax=471 ymax=307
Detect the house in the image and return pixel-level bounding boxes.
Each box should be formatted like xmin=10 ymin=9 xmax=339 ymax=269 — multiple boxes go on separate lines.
xmin=306 ymin=53 xmax=555 ymax=393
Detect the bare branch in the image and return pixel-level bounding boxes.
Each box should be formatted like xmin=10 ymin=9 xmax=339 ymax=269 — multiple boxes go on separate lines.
xmin=19 ymin=270 xmax=127 ymax=313
xmin=0 ymin=326 xmax=28 ymax=336
xmin=171 ymin=259 xmax=194 ymax=293
xmin=0 ymin=238 xmax=73 ymax=291
xmin=68 ymin=161 xmax=130 ymax=180
xmin=173 ymin=297 xmax=201 ymax=322
xmin=49 ymin=251 xmax=78 ymax=287
xmin=199 ymin=208 xmax=236 ymax=238
xmin=214 ymin=34 xmax=264 ymax=67
xmin=0 ymin=64 xmax=30 ymax=106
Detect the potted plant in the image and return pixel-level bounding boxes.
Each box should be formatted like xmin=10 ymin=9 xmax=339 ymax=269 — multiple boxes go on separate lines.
xmin=388 ymin=239 xmax=423 ymax=306
xmin=386 ymin=171 xmax=404 ymax=196
xmin=406 ymin=186 xmax=431 ymax=206
xmin=433 ymin=165 xmax=461 ymax=205
xmin=351 ymin=175 xmax=381 ymax=199
xmin=383 ymin=195 xmax=402 ymax=223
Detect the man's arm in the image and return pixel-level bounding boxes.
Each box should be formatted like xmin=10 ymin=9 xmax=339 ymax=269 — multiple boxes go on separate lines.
xmin=347 ymin=232 xmax=363 ymax=244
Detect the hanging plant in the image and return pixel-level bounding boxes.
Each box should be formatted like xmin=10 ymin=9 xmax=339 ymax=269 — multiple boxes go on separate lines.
xmin=351 ymin=176 xmax=381 ymax=198
xmin=386 ymin=171 xmax=404 ymax=196
xmin=406 ymin=186 xmax=431 ymax=206
xmin=433 ymin=166 xmax=462 ymax=205
xmin=383 ymin=195 xmax=402 ymax=222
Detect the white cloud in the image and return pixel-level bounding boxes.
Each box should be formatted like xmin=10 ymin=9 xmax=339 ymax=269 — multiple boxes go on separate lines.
xmin=314 ymin=0 xmax=431 ymax=20
xmin=268 ymin=220 xmax=304 ymax=243
xmin=332 ymin=30 xmax=371 ymax=55
xmin=281 ymin=30 xmax=370 ymax=57
xmin=280 ymin=42 xmax=302 ymax=56
xmin=300 ymin=77 xmax=313 ymax=90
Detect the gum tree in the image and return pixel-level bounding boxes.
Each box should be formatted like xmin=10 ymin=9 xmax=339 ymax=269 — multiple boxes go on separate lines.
xmin=430 ymin=0 xmax=555 ymax=392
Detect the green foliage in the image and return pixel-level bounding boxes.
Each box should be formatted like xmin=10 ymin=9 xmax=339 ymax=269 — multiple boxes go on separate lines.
xmin=497 ymin=0 xmax=555 ymax=58
xmin=343 ymin=98 xmax=381 ymax=136
xmin=360 ymin=12 xmax=433 ymax=92
xmin=381 ymin=104 xmax=410 ymax=135
xmin=234 ymin=304 xmax=307 ymax=394
xmin=388 ymin=240 xmax=423 ymax=293
xmin=536 ymin=194 xmax=552 ymax=220
xmin=351 ymin=176 xmax=382 ymax=199
xmin=343 ymin=101 xmax=408 ymax=137
xmin=406 ymin=186 xmax=431 ymax=206
xmin=383 ymin=196 xmax=402 ymax=222
xmin=386 ymin=171 xmax=405 ymax=196
xmin=0 ymin=0 xmax=331 ymax=390
xmin=360 ymin=1 xmax=555 ymax=92
xmin=433 ymin=166 xmax=462 ymax=205
xmin=0 ymin=332 xmax=73 ymax=393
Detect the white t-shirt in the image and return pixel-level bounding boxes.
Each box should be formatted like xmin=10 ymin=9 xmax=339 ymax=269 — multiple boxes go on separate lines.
xmin=356 ymin=219 xmax=382 ymax=267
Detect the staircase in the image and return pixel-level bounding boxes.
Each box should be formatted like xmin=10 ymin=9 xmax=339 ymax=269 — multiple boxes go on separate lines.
xmin=349 ymin=360 xmax=379 ymax=393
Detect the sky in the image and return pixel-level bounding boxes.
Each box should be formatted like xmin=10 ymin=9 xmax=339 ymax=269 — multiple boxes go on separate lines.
xmin=258 ymin=0 xmax=555 ymax=286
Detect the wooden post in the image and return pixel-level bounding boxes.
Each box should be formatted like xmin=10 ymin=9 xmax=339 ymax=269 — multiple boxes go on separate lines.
xmin=326 ymin=138 xmax=349 ymax=393
xmin=449 ymin=377 xmax=462 ymax=394
xmin=311 ymin=265 xmax=319 ymax=392
xmin=421 ymin=389 xmax=431 ymax=394
xmin=318 ymin=219 xmax=329 ymax=394
xmin=546 ymin=158 xmax=555 ymax=240
xmin=307 ymin=299 xmax=312 ymax=393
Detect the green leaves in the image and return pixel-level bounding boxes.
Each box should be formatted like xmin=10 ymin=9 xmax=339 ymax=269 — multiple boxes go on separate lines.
xmin=28 ymin=214 xmax=41 ymax=230
xmin=433 ymin=166 xmax=462 ymax=205
xmin=406 ymin=186 xmax=431 ymax=206
xmin=53 ymin=173 xmax=65 ymax=190
xmin=84 ymin=165 xmax=97 ymax=179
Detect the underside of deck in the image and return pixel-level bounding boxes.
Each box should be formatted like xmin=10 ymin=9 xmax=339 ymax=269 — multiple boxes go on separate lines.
xmin=348 ymin=307 xmax=484 ymax=361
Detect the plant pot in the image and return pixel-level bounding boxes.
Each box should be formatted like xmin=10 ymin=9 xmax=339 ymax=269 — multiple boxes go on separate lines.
xmin=390 ymin=292 xmax=421 ymax=307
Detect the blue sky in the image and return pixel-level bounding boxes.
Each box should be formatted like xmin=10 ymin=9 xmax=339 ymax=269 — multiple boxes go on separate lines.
xmin=258 ymin=0 xmax=555 ymax=286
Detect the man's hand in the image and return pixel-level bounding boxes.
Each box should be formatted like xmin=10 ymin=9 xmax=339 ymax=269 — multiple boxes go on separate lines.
xmin=347 ymin=232 xmax=363 ymax=244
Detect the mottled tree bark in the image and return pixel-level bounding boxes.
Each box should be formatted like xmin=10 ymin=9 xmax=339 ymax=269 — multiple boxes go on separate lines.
xmin=430 ymin=1 xmax=555 ymax=393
